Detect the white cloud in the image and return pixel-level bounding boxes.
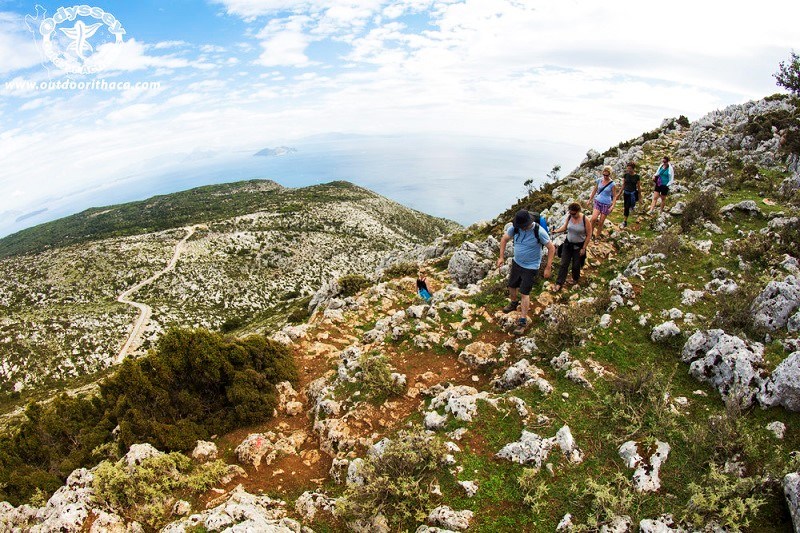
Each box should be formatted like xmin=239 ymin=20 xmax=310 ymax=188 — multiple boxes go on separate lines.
xmin=0 ymin=12 xmax=44 ymax=74
xmin=152 ymin=40 xmax=189 ymax=50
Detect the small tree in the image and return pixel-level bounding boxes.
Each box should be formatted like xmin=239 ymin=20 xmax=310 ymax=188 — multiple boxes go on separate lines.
xmin=523 ymin=164 xmax=561 ymax=195
xmin=774 ymin=51 xmax=800 ymax=95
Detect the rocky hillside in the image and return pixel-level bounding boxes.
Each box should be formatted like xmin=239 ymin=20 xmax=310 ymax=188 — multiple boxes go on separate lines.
xmin=2 ymin=94 xmax=800 ymax=532
xmin=0 ymin=180 xmax=459 ymax=408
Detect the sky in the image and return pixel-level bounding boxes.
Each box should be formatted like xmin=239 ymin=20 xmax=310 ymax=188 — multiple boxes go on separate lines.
xmin=0 ymin=0 xmax=797 ymax=236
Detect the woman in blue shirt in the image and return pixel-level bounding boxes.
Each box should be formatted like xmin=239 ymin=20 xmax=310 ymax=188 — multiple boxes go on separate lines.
xmin=587 ymin=165 xmax=617 ymax=239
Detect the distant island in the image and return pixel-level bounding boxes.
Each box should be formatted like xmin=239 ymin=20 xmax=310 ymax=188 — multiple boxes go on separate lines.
xmin=15 ymin=208 xmax=48 ymax=223
xmin=254 ymin=146 xmax=298 ymax=157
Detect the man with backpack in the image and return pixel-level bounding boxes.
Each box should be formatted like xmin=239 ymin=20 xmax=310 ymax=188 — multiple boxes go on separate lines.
xmin=497 ymin=209 xmax=555 ymax=335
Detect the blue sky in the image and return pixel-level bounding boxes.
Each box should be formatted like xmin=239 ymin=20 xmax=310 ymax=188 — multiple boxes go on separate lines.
xmin=0 ymin=0 xmax=798 ymax=235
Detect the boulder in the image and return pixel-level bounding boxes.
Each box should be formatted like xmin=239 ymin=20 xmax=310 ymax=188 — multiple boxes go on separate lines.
xmin=458 ymin=480 xmax=479 ymax=498
xmin=294 ymin=491 xmax=336 ymax=521
xmin=681 ymin=289 xmax=704 ymax=306
xmin=784 ymin=472 xmax=800 ymax=533
xmin=766 ymin=421 xmax=787 ymax=439
xmin=492 ymin=359 xmax=552 ymax=394
xmin=601 ymin=515 xmax=632 ymax=533
xmin=651 ymin=321 xmax=681 ymax=342
xmin=424 ymin=411 xmax=448 ymax=430
xmin=430 ymin=385 xmax=492 ymax=422
xmin=639 ymin=514 xmax=685 ymax=533
xmin=618 ymin=440 xmax=670 ymax=493
xmin=751 ymin=275 xmax=800 ymax=331
xmin=682 ymin=330 xmax=766 ymax=406
xmin=720 ymin=200 xmax=762 ymax=217
xmin=124 ymin=443 xmax=163 ymax=469
xmin=759 ymin=352 xmax=800 ymax=412
xmin=191 ymin=440 xmax=218 ymax=462
xmin=235 ymin=431 xmax=306 ymax=468
xmin=447 ymin=238 xmax=499 ymax=288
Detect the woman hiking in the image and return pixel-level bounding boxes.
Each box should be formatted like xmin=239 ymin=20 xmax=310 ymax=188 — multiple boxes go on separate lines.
xmin=647 ymin=156 xmax=674 ymax=214
xmin=587 ymin=165 xmax=616 ymax=239
xmin=552 ymin=202 xmax=592 ymax=292
xmin=617 ymin=162 xmax=641 ymax=228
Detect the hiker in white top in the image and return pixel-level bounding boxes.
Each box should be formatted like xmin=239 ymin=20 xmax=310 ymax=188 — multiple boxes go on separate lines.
xmin=648 ymin=155 xmax=674 ymax=214
xmin=551 ymin=202 xmax=592 ymax=292
xmin=586 ymin=165 xmax=616 ymax=239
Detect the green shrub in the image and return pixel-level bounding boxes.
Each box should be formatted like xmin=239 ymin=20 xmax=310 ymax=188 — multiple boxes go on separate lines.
xmin=337 ymin=431 xmax=446 ymax=529
xmin=220 ymin=316 xmax=245 ymax=333
xmin=518 ymin=468 xmax=549 ymax=514
xmin=648 ymin=230 xmax=683 ymax=257
xmin=93 ymin=452 xmax=228 ymax=530
xmin=572 ymin=473 xmax=638 ymax=529
xmin=359 ymin=353 xmax=405 ymax=400
xmin=682 ymin=464 xmax=766 ymax=530
xmin=710 ymin=280 xmax=764 ymax=339
xmin=602 ymin=364 xmax=677 ymax=439
xmin=677 ymin=115 xmax=691 ymax=128
xmin=338 ymin=274 xmax=370 ymax=297
xmin=680 ymin=191 xmax=719 ymax=233
xmin=383 ymin=262 xmax=419 ymax=279
xmin=535 ymin=299 xmax=604 ymax=354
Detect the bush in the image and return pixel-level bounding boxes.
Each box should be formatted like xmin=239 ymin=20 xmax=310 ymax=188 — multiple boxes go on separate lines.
xmin=535 ymin=301 xmax=600 ymax=354
xmin=710 ymin=280 xmax=764 ymax=339
xmin=602 ymin=364 xmax=677 ymax=439
xmin=573 ymin=473 xmax=638 ymax=529
xmin=220 ymin=316 xmax=245 ymax=333
xmin=359 ymin=353 xmax=405 ymax=400
xmin=518 ymin=468 xmax=549 ymax=514
xmin=337 ymin=431 xmax=446 ymax=529
xmin=93 ymin=452 xmax=228 ymax=530
xmin=677 ymin=115 xmax=691 ymax=128
xmin=774 ymin=51 xmax=800 ymax=95
xmin=682 ymin=464 xmax=766 ymax=530
xmin=383 ymin=262 xmax=418 ymax=279
xmin=338 ymin=274 xmax=370 ymax=297
xmin=680 ymin=190 xmax=719 ymax=233
xmin=648 ymin=231 xmax=683 ymax=257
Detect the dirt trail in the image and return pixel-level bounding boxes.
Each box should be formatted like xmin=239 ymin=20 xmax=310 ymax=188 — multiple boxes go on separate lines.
xmin=114 ymin=225 xmax=201 ymax=363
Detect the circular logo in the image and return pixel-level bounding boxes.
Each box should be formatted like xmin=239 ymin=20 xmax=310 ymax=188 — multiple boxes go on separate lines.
xmin=38 ymin=6 xmax=126 ymax=75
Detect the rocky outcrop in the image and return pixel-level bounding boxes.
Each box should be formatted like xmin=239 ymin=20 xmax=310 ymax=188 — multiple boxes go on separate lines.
xmin=681 ymin=330 xmax=765 ymax=406
xmin=235 ymin=431 xmax=307 ymax=469
xmin=497 ymin=425 xmax=583 ymax=468
xmin=162 ymin=485 xmax=300 ymax=532
xmin=651 ymin=321 xmax=681 ymax=342
xmin=784 ymin=472 xmax=800 ymax=533
xmin=430 ymin=385 xmax=493 ymax=422
xmin=447 ymin=237 xmax=499 ymax=287
xmin=427 ymin=506 xmax=473 ymax=531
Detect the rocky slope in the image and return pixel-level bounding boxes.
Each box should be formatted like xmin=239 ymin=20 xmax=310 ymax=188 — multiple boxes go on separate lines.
xmin=2 ymin=95 xmax=800 ymax=532
xmin=0 ymin=181 xmax=458 ymax=408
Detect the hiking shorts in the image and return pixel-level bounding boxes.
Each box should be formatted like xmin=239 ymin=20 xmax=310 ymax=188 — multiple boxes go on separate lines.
xmin=655 ymin=184 xmax=670 ymax=195
xmin=593 ymin=200 xmax=612 ymax=216
xmin=508 ymin=260 xmax=539 ymax=296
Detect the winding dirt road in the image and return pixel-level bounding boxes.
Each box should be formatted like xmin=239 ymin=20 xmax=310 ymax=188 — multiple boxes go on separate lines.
xmin=114 ymin=225 xmax=200 ymax=363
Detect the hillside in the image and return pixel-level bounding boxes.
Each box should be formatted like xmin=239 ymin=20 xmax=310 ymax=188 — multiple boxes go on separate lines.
xmin=1 ymin=95 xmax=800 ymax=532
xmin=0 ymin=180 xmax=459 ymax=408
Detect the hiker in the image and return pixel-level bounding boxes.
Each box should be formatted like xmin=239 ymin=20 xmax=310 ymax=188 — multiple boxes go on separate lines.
xmin=497 ymin=209 xmax=555 ymax=334
xmin=617 ymin=162 xmax=642 ymax=228
xmin=647 ymin=156 xmax=674 ymax=214
xmin=416 ymin=272 xmax=432 ymax=302
xmin=552 ymin=202 xmax=592 ymax=292
xmin=587 ymin=165 xmax=616 ymax=239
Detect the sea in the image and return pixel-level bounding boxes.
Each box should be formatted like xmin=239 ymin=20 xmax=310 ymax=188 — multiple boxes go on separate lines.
xmin=2 ymin=134 xmax=585 ymax=237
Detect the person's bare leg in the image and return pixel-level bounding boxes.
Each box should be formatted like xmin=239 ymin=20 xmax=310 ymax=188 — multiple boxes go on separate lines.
xmin=597 ymin=213 xmax=607 ymax=237
xmin=508 ymin=287 xmax=518 ymax=302
xmin=520 ymin=294 xmax=530 ymax=321
xmin=659 ymin=194 xmax=668 ymax=212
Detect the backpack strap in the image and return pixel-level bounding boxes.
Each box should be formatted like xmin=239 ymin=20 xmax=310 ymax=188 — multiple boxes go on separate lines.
xmin=533 ymin=222 xmax=541 ymax=245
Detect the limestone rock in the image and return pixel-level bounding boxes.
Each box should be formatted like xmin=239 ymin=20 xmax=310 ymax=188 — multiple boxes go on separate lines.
xmin=425 ymin=411 xmax=449 ymax=430
xmin=192 ymin=440 xmax=218 ymax=462
xmin=720 ymin=200 xmax=762 ymax=217
xmin=235 ymin=431 xmax=306 ymax=468
xmin=682 ymin=330 xmax=765 ymax=406
xmin=751 ymin=275 xmax=800 ymax=331
xmin=651 ymin=321 xmax=681 ymax=342
xmin=618 ymin=440 xmax=671 ymax=492
xmin=766 ymin=421 xmax=787 ymax=439
xmin=497 ymin=425 xmax=583 ymax=467
xmin=458 ymin=341 xmax=497 ymax=368
xmin=458 ymin=480 xmax=479 ymax=497
xmin=427 ymin=506 xmax=474 ymax=531
xmin=447 ymin=237 xmax=499 ymax=287
xmin=430 ymin=385 xmax=492 ymax=422
xmin=294 ymin=491 xmax=336 ymax=521
xmin=784 ymin=472 xmax=800 ymax=533
xmin=161 ymin=485 xmax=297 ymax=532
xmin=639 ymin=514 xmax=685 ymax=533
xmin=759 ymin=352 xmax=800 ymax=412
xmin=492 ymin=358 xmax=552 ymax=394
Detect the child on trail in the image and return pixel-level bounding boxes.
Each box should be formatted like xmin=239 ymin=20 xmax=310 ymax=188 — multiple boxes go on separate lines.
xmin=551 ymin=202 xmax=592 ymax=292
xmin=416 ymin=273 xmax=432 ymax=302
xmin=648 ymin=156 xmax=674 ymax=214
xmin=617 ymin=162 xmax=642 ymax=228
xmin=587 ymin=166 xmax=616 ymax=239
xmin=497 ymin=209 xmax=555 ymax=335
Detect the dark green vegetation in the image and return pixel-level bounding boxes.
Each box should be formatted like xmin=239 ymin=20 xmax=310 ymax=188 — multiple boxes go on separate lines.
xmin=0 ymin=328 xmax=296 ymax=506
xmin=0 ymin=180 xmax=458 ymax=258
xmin=337 ymin=274 xmax=371 ymax=297
xmin=775 ymin=51 xmax=800 ymax=96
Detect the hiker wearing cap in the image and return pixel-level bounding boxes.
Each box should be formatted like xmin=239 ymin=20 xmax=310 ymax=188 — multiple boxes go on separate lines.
xmin=647 ymin=156 xmax=674 ymax=214
xmin=617 ymin=162 xmax=642 ymax=228
xmin=497 ymin=209 xmax=555 ymax=334
xmin=587 ymin=166 xmax=616 ymax=239
xmin=552 ymin=202 xmax=592 ymax=292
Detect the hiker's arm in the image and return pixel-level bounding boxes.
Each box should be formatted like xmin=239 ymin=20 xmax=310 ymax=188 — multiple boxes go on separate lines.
xmin=615 ymin=185 xmax=623 ymax=202
xmin=587 ymin=185 xmax=597 ymax=206
xmin=497 ymin=233 xmax=510 ymax=268
xmin=553 ymin=220 xmax=568 ymax=234
xmin=610 ymin=185 xmax=617 ymax=209
xmin=543 ymin=242 xmax=555 ymax=277
xmin=581 ymin=218 xmax=593 ymax=255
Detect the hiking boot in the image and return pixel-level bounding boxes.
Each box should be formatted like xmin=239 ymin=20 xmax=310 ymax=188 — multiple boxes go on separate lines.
xmin=621 ymin=220 xmax=627 ymax=228
xmin=502 ymin=300 xmax=519 ymax=313
xmin=513 ymin=318 xmax=528 ymax=336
